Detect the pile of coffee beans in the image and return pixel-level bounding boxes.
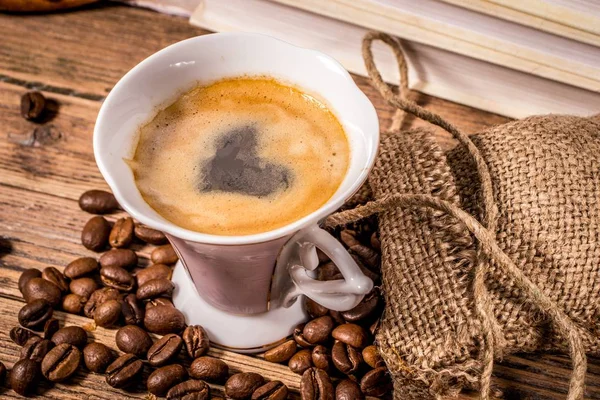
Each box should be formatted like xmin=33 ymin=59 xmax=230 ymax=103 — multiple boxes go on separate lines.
xmin=3 ymin=188 xmax=391 ymax=399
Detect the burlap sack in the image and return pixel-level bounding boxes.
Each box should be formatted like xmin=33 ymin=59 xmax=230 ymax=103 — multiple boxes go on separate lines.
xmin=328 ymin=32 xmax=600 ymax=400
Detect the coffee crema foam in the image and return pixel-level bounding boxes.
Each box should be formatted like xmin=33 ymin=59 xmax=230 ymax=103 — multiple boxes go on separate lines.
xmin=128 ymin=77 xmax=350 ymax=235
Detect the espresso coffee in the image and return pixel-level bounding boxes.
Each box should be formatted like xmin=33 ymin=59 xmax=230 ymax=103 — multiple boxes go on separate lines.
xmin=129 ymin=77 xmax=350 ymax=235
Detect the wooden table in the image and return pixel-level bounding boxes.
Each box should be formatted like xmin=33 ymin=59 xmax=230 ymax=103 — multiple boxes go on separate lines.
xmin=0 ymin=4 xmax=598 ymax=399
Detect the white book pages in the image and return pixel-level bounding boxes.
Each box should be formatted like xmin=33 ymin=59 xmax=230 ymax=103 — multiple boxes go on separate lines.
xmin=190 ymin=0 xmax=600 ymax=118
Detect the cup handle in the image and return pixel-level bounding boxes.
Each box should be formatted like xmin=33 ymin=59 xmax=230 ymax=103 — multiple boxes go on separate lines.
xmin=272 ymin=224 xmax=374 ymax=311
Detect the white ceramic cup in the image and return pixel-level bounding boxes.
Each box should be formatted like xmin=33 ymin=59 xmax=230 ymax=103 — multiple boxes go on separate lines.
xmin=94 ymin=33 xmax=379 ymax=351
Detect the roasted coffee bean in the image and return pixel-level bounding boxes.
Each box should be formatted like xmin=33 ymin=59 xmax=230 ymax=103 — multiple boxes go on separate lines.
xmin=147 ymin=364 xmax=188 ymax=396
xmin=10 ymin=358 xmax=39 ymax=395
xmin=332 ymin=341 xmax=362 ymax=375
xmin=21 ymin=338 xmax=53 ymax=362
xmin=183 ymin=325 xmax=209 ymax=358
xmin=336 ymin=379 xmax=364 ymax=400
xmin=136 ymin=263 xmax=172 ymax=287
xmin=64 ymin=257 xmax=99 ymax=279
xmin=304 ymin=297 xmax=329 ymax=319
xmin=109 ymin=217 xmax=134 ymax=248
xmin=264 ymin=339 xmax=297 ymax=363
xmin=10 ymin=326 xmax=39 ymax=346
xmin=362 ymin=345 xmax=384 ymax=368
xmin=289 ymin=349 xmax=313 ymax=375
xmin=251 ymin=380 xmax=288 ymax=400
xmin=41 ymin=343 xmax=81 ymax=382
xmin=84 ymin=287 xmax=120 ymax=318
xmin=145 ymin=305 xmax=186 ymax=334
xmin=51 ymin=326 xmax=87 ymax=348
xmin=293 ymin=323 xmax=314 ymax=348
xmin=41 ymin=267 xmax=69 ymax=293
xmin=100 ymin=265 xmax=135 ymax=292
xmin=329 ymin=310 xmax=345 ymax=326
xmin=22 ymin=277 xmax=62 ymax=307
xmin=303 ymin=316 xmax=334 ymax=344
xmin=189 ymin=356 xmax=228 ymax=383
xmin=147 ymin=297 xmax=174 ymax=309
xmin=18 ymin=299 xmax=53 ymax=330
xmin=18 ymin=268 xmax=42 ymax=295
xmin=151 ymin=244 xmax=178 ymax=265
xmin=360 ymin=367 xmax=392 ymax=396
xmin=82 ymin=216 xmax=111 ymax=251
xmin=43 ymin=318 xmax=60 ymax=340
xmin=62 ymin=293 xmax=86 ymax=314
xmin=331 ymin=324 xmax=369 ymax=349
xmin=317 ymin=262 xmax=343 ymax=281
xmin=147 ymin=333 xmax=184 ymax=367
xmin=99 ymin=249 xmax=138 ymax=270
xmin=312 ymin=345 xmax=331 ymax=372
xmin=116 ymin=325 xmax=153 ymax=356
xmin=106 ymin=353 xmax=143 ymax=388
xmin=21 ymin=91 xmax=46 ymax=121
xmin=0 ymin=361 xmax=5 ymax=385
xmin=167 ymin=379 xmax=210 ymax=400
xmin=137 ymin=278 xmax=174 ymax=300
xmin=135 ymin=224 xmax=168 ymax=245
xmin=342 ymin=232 xmax=379 ymax=268
xmin=94 ymin=299 xmax=122 ymax=327
xmin=351 ymin=255 xmax=380 ymax=283
xmin=69 ymin=277 xmax=98 ymax=300
xmin=370 ymin=232 xmax=380 ymax=251
xmin=225 ymin=372 xmax=265 ymax=399
xmin=79 ymin=190 xmax=120 ymax=214
xmin=300 ymin=368 xmax=334 ymax=400
xmin=121 ymin=293 xmax=144 ymax=326
xmin=341 ymin=291 xmax=380 ymax=323
xmin=369 ymin=319 xmax=380 ymax=337
xmin=83 ymin=342 xmax=114 ymax=373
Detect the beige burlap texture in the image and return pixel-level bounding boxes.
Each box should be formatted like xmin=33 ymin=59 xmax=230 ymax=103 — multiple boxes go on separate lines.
xmin=328 ymin=32 xmax=600 ymax=400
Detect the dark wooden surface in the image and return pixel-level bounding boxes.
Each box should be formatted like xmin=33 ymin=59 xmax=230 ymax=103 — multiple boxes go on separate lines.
xmin=0 ymin=4 xmax=598 ymax=399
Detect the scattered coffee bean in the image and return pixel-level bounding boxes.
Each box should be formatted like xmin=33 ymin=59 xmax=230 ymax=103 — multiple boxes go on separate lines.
xmin=332 ymin=341 xmax=362 ymax=375
xmin=94 ymin=299 xmax=122 ymax=327
xmin=10 ymin=358 xmax=39 ymax=395
xmin=99 ymin=249 xmax=138 ymax=270
xmin=121 ymin=293 xmax=144 ymax=326
xmin=135 ymin=224 xmax=168 ymax=245
xmin=84 ymin=287 xmax=120 ymax=318
xmin=189 ymin=356 xmax=229 ymax=383
xmin=21 ymin=91 xmax=46 ymax=121
xmin=147 ymin=364 xmax=188 ymax=396
xmin=137 ymin=277 xmax=174 ymax=300
xmin=79 ymin=190 xmax=120 ymax=214
xmin=109 ymin=217 xmax=134 ymax=248
xmin=69 ymin=277 xmax=99 ymax=300
xmin=303 ymin=316 xmax=334 ymax=344
xmin=105 ymin=353 xmax=143 ymax=388
xmin=18 ymin=268 xmax=42 ymax=295
xmin=81 ymin=216 xmax=111 ymax=251
xmin=300 ymin=368 xmax=334 ymax=400
xmin=341 ymin=291 xmax=379 ymax=323
xmin=225 ymin=372 xmax=265 ymax=399
xmin=10 ymin=326 xmax=39 ymax=346
xmin=41 ymin=266 xmax=69 ymax=293
xmin=62 ymin=293 xmax=86 ymax=314
xmin=289 ymin=349 xmax=313 ymax=375
xmin=362 ymin=345 xmax=384 ymax=368
xmin=304 ymin=297 xmax=329 ymax=319
xmin=311 ymin=345 xmax=331 ymax=372
xmin=100 ymin=265 xmax=135 ymax=292
xmin=22 ymin=277 xmax=62 ymax=307
xmin=21 ymin=337 xmax=53 ymax=362
xmin=144 ymin=305 xmax=186 ymax=334
xmin=0 ymin=361 xmax=5 ymax=384
xmin=360 ymin=366 xmax=392 ymax=396
xmin=136 ymin=263 xmax=172 ymax=287
xmin=43 ymin=318 xmax=60 ymax=340
xmin=18 ymin=299 xmax=53 ymax=330
xmin=167 ymin=379 xmax=210 ymax=400
xmin=115 ymin=325 xmax=153 ymax=356
xmin=336 ymin=379 xmax=364 ymax=400
xmin=51 ymin=325 xmax=88 ymax=348
xmin=83 ymin=342 xmax=114 ymax=373
xmin=64 ymin=257 xmax=99 ymax=279
xmin=183 ymin=325 xmax=210 ymax=358
xmin=41 ymin=343 xmax=81 ymax=382
xmin=331 ymin=324 xmax=369 ymax=349
xmin=264 ymin=339 xmax=297 ymax=363
xmin=147 ymin=333 xmax=184 ymax=367
xmin=151 ymin=244 xmax=178 ymax=265
xmin=293 ymin=323 xmax=314 ymax=348
xmin=251 ymin=380 xmax=288 ymax=400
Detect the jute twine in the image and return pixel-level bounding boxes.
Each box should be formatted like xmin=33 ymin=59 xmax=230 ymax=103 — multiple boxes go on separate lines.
xmin=327 ymin=32 xmax=588 ymax=399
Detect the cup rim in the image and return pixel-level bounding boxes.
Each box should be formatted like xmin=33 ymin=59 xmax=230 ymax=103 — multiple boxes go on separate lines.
xmin=94 ymin=32 xmax=379 ymax=245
